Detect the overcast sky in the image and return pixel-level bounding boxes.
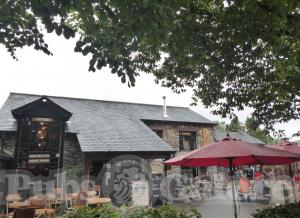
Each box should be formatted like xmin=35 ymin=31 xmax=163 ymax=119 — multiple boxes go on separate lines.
xmin=0 ymin=33 xmax=299 ymax=140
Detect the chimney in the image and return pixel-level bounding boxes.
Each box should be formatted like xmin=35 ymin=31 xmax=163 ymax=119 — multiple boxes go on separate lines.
xmin=162 ymin=96 xmax=168 ymax=118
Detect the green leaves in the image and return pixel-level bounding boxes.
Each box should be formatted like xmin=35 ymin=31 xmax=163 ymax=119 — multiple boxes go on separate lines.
xmin=63 ymin=204 xmax=201 ymax=218
xmin=1 ymin=0 xmax=299 ymax=131
xmin=252 ymin=202 xmax=300 ymax=218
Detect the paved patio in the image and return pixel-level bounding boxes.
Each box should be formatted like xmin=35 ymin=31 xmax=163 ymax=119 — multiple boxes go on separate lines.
xmin=198 ymin=197 xmax=264 ymax=218
xmin=175 ymin=188 xmax=267 ymax=218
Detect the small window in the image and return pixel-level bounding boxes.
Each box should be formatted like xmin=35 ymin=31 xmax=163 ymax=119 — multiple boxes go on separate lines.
xmin=153 ymin=130 xmax=163 ymax=138
xmin=179 ymin=131 xmax=196 ymax=151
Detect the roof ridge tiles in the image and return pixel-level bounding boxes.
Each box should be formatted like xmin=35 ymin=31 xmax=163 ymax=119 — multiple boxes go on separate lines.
xmin=9 ymin=92 xmax=189 ymax=109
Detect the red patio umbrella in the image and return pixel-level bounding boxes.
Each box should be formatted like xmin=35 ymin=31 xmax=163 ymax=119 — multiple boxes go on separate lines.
xmin=164 ymin=137 xmax=300 ymax=218
xmin=273 ymin=140 xmax=300 ymax=155
xmin=273 ymin=140 xmax=300 ymax=202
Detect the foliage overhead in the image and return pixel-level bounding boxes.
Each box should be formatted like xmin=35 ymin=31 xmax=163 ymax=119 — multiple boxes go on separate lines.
xmin=244 ymin=117 xmax=278 ymax=144
xmin=1 ymin=0 xmax=300 ymax=130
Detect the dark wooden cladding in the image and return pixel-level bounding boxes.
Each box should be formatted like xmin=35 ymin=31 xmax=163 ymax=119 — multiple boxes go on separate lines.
xmin=12 ymin=96 xmax=72 ymax=122
xmin=14 ymin=119 xmax=65 ymax=176
xmin=12 ymin=96 xmax=71 ymax=176
xmin=84 ymin=151 xmax=173 ymax=161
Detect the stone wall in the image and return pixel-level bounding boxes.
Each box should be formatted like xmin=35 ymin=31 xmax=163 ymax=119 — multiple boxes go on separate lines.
xmin=144 ymin=122 xmax=215 ymax=204
xmin=0 ymin=131 xmax=16 ymax=158
xmin=145 ymin=122 xmax=214 ymax=151
xmin=144 ymin=122 xmax=214 ymax=175
xmin=62 ymin=133 xmax=83 ymax=172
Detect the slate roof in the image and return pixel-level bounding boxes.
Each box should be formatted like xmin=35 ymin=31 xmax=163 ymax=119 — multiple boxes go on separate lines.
xmin=0 ymin=93 xmax=215 ymax=153
xmin=214 ymin=130 xmax=265 ymax=145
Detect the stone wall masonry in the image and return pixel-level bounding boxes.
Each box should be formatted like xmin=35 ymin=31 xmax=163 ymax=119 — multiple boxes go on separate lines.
xmin=0 ymin=131 xmax=16 ymax=157
xmin=62 ymin=133 xmax=83 ymax=171
xmin=145 ymin=122 xmax=215 ymax=151
xmin=145 ymin=122 xmax=215 ymax=175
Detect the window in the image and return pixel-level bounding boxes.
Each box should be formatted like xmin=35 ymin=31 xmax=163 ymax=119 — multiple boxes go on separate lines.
xmin=179 ymin=131 xmax=198 ymax=177
xmin=153 ymin=130 xmax=163 ymax=138
xmin=179 ymin=131 xmax=196 ymax=151
xmin=30 ymin=121 xmax=60 ymax=151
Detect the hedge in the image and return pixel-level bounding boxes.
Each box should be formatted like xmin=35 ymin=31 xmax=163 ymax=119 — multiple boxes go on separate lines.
xmin=63 ymin=204 xmax=201 ymax=218
xmin=252 ymin=202 xmax=300 ymax=218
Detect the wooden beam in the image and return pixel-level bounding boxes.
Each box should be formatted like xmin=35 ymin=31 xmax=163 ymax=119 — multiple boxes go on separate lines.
xmin=82 ymin=154 xmax=89 ymax=191
xmin=83 ymin=151 xmax=174 ymax=161
xmin=83 ymin=155 xmax=89 ymax=177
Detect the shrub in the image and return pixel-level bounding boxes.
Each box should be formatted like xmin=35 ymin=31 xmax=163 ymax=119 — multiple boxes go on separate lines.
xmin=63 ymin=204 xmax=201 ymax=218
xmin=67 ymin=163 xmax=83 ymax=178
xmin=252 ymin=202 xmax=300 ymax=218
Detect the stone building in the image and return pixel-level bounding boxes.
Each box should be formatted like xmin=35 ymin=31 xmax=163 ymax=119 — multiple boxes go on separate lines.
xmin=0 ymin=93 xmax=266 ymax=206
xmin=0 ymin=93 xmax=216 ymax=204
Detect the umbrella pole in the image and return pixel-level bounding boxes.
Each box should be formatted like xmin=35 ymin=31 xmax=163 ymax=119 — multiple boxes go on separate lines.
xmin=288 ymin=163 xmax=297 ymax=202
xmin=228 ymin=158 xmax=238 ymax=218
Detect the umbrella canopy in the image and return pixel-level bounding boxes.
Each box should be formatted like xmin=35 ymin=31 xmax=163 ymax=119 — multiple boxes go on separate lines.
xmin=273 ymin=140 xmax=300 ymax=202
xmin=273 ymin=140 xmax=300 ymax=154
xmin=164 ymin=137 xmax=300 ymax=167
xmin=163 ymin=137 xmax=300 ymax=218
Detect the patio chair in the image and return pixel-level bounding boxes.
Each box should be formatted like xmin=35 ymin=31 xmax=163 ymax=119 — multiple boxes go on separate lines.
xmin=74 ymin=192 xmax=87 ymax=208
xmin=6 ymin=194 xmax=21 ymax=218
xmin=93 ymin=185 xmax=101 ymax=197
xmin=29 ymin=196 xmax=55 ymax=218
xmin=51 ymin=188 xmax=64 ymax=209
xmin=65 ymin=194 xmax=76 ymax=213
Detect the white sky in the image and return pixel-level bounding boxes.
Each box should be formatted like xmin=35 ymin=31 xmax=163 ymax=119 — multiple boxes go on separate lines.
xmin=0 ymin=33 xmax=299 ymax=140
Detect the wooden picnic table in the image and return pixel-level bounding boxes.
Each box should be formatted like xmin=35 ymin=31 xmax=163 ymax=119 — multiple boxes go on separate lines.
xmin=8 ymin=201 xmax=52 ymax=218
xmin=86 ymin=197 xmax=111 ymax=206
xmin=8 ymin=201 xmax=31 ymax=209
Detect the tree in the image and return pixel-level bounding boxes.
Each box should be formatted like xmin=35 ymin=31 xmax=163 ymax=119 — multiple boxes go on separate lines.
xmin=244 ymin=117 xmax=279 ymax=144
xmin=226 ymin=116 xmax=241 ymax=132
xmin=1 ymin=0 xmax=299 ymax=131
xmin=245 ymin=117 xmax=260 ymax=133
xmin=216 ymin=121 xmax=227 ymax=130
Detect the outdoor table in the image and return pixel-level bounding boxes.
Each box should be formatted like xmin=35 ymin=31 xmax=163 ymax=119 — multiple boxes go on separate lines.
xmin=46 ymin=193 xmax=63 ymax=209
xmin=27 ymin=195 xmax=55 ymax=218
xmin=8 ymin=201 xmax=30 ymax=209
xmin=86 ymin=197 xmax=111 ymax=206
xmin=85 ymin=191 xmax=97 ymax=197
xmin=35 ymin=208 xmax=55 ymax=218
xmin=70 ymin=192 xmax=79 ymax=199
